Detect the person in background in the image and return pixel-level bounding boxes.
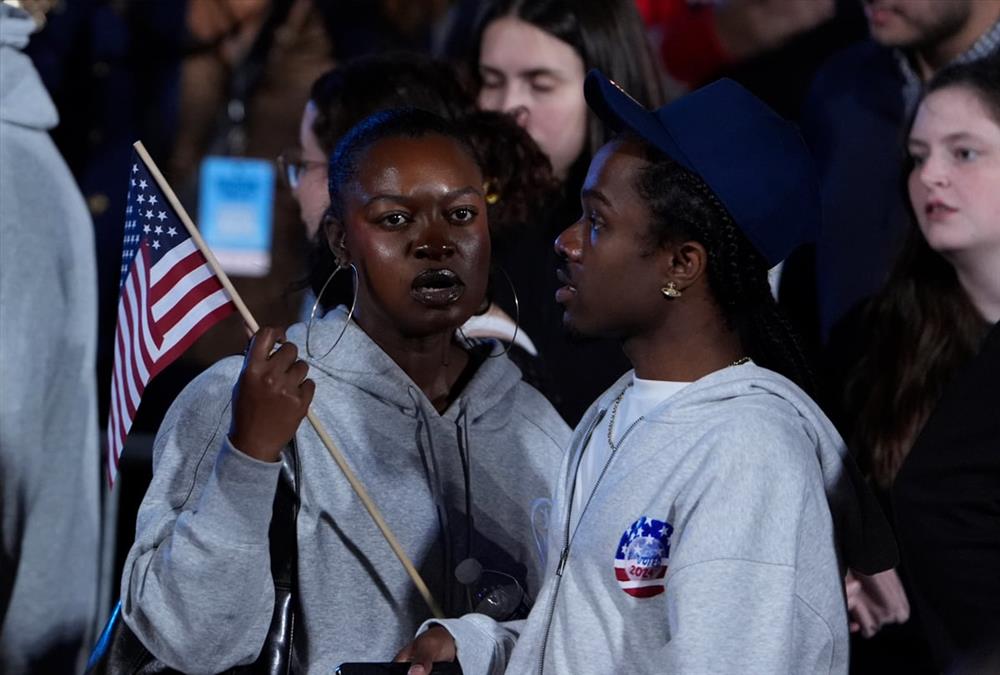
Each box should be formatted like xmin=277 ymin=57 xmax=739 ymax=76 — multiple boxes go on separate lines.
xmin=164 ymin=0 xmax=334 ymax=377
xmin=0 ymin=3 xmax=100 ymax=672
xmin=798 ymin=0 xmax=1000 ymax=344
xmin=636 ymin=0 xmax=836 ymax=90
xmin=636 ymin=0 xmax=874 ymax=126
xmin=453 ymin=109 xmax=562 ymax=387
xmin=24 ymin=0 xmax=187 ymax=432
xmin=452 ymin=0 xmax=671 ymax=424
xmin=842 ymin=56 xmax=1000 ymax=674
xmin=468 ymin=0 xmax=668 ymax=185
xmin=285 ymin=54 xmax=476 ymax=243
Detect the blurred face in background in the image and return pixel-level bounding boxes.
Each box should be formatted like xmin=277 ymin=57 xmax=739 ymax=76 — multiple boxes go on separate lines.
xmin=291 ymin=101 xmax=330 ymax=239
xmin=907 ymin=85 xmax=1000 ymax=263
xmin=862 ymin=0 xmax=974 ymax=49
xmin=478 ymin=15 xmax=588 ymax=180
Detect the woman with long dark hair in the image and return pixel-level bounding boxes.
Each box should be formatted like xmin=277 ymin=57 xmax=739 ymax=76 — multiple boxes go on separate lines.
xmin=442 ymin=0 xmax=676 ymax=424
xmin=398 ymin=71 xmax=894 ymax=675
xmin=842 ymin=56 xmax=1000 ymax=672
xmin=466 ymin=0 xmax=670 ymax=185
xmin=844 ymin=57 xmax=1000 ymax=489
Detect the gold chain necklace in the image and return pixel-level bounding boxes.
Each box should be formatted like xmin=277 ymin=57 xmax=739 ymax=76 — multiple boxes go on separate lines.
xmin=606 ymin=390 xmax=644 ymax=451
xmin=606 ymin=356 xmax=751 ymax=450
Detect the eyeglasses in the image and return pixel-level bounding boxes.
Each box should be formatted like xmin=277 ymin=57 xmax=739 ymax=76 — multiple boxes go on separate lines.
xmin=276 ymin=149 xmax=326 ymax=190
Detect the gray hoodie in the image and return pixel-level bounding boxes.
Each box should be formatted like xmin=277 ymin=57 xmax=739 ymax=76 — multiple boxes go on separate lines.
xmin=120 ymin=308 xmax=569 ymax=673
xmin=428 ymin=363 xmax=896 ymax=675
xmin=0 ymin=6 xmax=100 ymax=673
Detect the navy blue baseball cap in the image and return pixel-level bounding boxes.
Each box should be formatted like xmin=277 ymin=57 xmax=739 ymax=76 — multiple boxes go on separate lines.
xmin=584 ymin=69 xmax=820 ymax=267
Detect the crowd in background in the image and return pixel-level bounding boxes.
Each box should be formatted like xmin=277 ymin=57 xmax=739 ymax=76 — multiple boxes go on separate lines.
xmin=1 ymin=0 xmax=998 ymax=673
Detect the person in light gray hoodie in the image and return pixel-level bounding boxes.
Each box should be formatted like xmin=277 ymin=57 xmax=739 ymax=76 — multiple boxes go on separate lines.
xmin=398 ymin=71 xmax=898 ymax=674
xmin=0 ymin=4 xmax=100 ymax=673
xmin=119 ymin=108 xmax=569 ymax=672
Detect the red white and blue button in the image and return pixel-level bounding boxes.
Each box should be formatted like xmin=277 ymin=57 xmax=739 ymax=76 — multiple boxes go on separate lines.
xmin=614 ymin=516 xmax=673 ymax=598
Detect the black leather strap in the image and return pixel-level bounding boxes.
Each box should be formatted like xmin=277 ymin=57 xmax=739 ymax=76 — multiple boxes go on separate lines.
xmin=86 ymin=440 xmax=300 ymax=675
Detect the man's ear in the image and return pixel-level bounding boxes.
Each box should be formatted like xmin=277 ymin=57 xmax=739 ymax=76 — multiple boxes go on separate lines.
xmin=322 ymin=209 xmax=349 ymax=267
xmin=662 ymin=240 xmax=708 ymax=292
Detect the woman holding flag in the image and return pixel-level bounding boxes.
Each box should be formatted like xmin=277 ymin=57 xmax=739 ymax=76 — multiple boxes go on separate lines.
xmin=118 ymin=108 xmax=569 ymax=671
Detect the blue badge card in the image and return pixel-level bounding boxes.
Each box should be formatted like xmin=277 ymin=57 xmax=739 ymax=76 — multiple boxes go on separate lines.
xmin=198 ymin=156 xmax=275 ymax=277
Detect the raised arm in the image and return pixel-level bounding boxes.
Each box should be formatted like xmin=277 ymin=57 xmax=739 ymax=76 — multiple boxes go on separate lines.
xmin=120 ymin=327 xmax=313 ymax=671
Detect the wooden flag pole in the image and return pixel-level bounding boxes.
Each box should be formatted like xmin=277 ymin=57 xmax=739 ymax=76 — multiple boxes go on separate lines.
xmin=133 ymin=141 xmax=445 ymax=620
xmin=133 ymin=144 xmax=256 ymax=332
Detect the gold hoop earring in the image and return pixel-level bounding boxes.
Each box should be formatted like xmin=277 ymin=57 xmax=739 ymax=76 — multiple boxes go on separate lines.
xmin=306 ymin=263 xmax=358 ymax=359
xmin=661 ymin=281 xmax=682 ymax=299
xmin=482 ymin=179 xmax=500 ymax=205
xmin=457 ymin=266 xmax=521 ymax=358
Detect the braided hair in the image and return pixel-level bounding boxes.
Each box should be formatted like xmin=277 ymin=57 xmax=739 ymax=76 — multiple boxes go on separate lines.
xmin=633 ymin=138 xmax=816 ymax=395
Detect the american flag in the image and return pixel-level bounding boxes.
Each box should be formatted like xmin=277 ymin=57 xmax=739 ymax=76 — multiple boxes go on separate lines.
xmin=105 ymin=150 xmax=235 ymax=486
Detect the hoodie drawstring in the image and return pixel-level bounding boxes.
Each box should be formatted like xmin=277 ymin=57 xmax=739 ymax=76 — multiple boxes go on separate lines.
xmin=405 ymin=388 xmax=479 ymax=616
xmin=455 ymin=403 xmax=474 ymax=566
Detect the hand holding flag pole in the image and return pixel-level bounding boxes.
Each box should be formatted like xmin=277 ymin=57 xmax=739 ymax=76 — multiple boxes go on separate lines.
xmin=128 ymin=141 xmax=444 ymax=619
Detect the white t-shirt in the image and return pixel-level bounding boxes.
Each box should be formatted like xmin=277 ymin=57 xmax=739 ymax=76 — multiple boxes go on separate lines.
xmin=570 ymin=375 xmax=690 ymax=531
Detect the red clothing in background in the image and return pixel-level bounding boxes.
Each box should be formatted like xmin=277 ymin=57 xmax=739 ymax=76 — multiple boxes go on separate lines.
xmin=635 ymin=0 xmax=733 ymax=87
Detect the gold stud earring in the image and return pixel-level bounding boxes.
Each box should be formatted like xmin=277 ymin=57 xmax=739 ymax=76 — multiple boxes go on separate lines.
xmin=661 ymin=281 xmax=682 ymax=299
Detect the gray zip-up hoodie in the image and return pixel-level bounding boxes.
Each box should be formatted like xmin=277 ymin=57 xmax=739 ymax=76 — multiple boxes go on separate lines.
xmin=428 ymin=363 xmax=896 ymax=674
xmin=120 ymin=308 xmax=569 ymax=673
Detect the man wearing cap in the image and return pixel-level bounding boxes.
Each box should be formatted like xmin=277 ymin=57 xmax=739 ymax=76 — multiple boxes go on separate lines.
xmin=397 ymin=71 xmax=895 ymax=675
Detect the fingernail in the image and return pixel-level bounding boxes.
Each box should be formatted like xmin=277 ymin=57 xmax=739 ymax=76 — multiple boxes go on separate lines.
xmin=408 ymin=667 xmax=425 ymax=675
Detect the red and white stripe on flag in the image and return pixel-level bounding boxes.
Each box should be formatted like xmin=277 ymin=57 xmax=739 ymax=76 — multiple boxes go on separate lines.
xmin=105 ymin=151 xmax=235 ymax=487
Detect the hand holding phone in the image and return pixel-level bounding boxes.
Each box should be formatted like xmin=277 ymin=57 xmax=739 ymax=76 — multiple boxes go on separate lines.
xmin=335 ymin=662 xmax=461 ymax=675
xmin=392 ymin=625 xmax=458 ymax=675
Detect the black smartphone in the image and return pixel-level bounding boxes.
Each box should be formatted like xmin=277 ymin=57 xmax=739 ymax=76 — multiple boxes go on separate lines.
xmin=335 ymin=663 xmax=462 ymax=675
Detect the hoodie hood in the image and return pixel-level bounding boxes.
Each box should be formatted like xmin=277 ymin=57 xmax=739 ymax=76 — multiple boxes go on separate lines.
xmin=0 ymin=5 xmax=58 ymax=130
xmin=286 ymin=307 xmax=524 ymax=428
xmin=588 ymin=362 xmax=897 ymax=575
xmin=283 ymin=307 xmax=564 ymax=619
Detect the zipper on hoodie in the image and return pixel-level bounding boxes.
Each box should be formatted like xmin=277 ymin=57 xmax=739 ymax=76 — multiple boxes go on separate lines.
xmin=537 ymin=405 xmax=624 ymax=675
